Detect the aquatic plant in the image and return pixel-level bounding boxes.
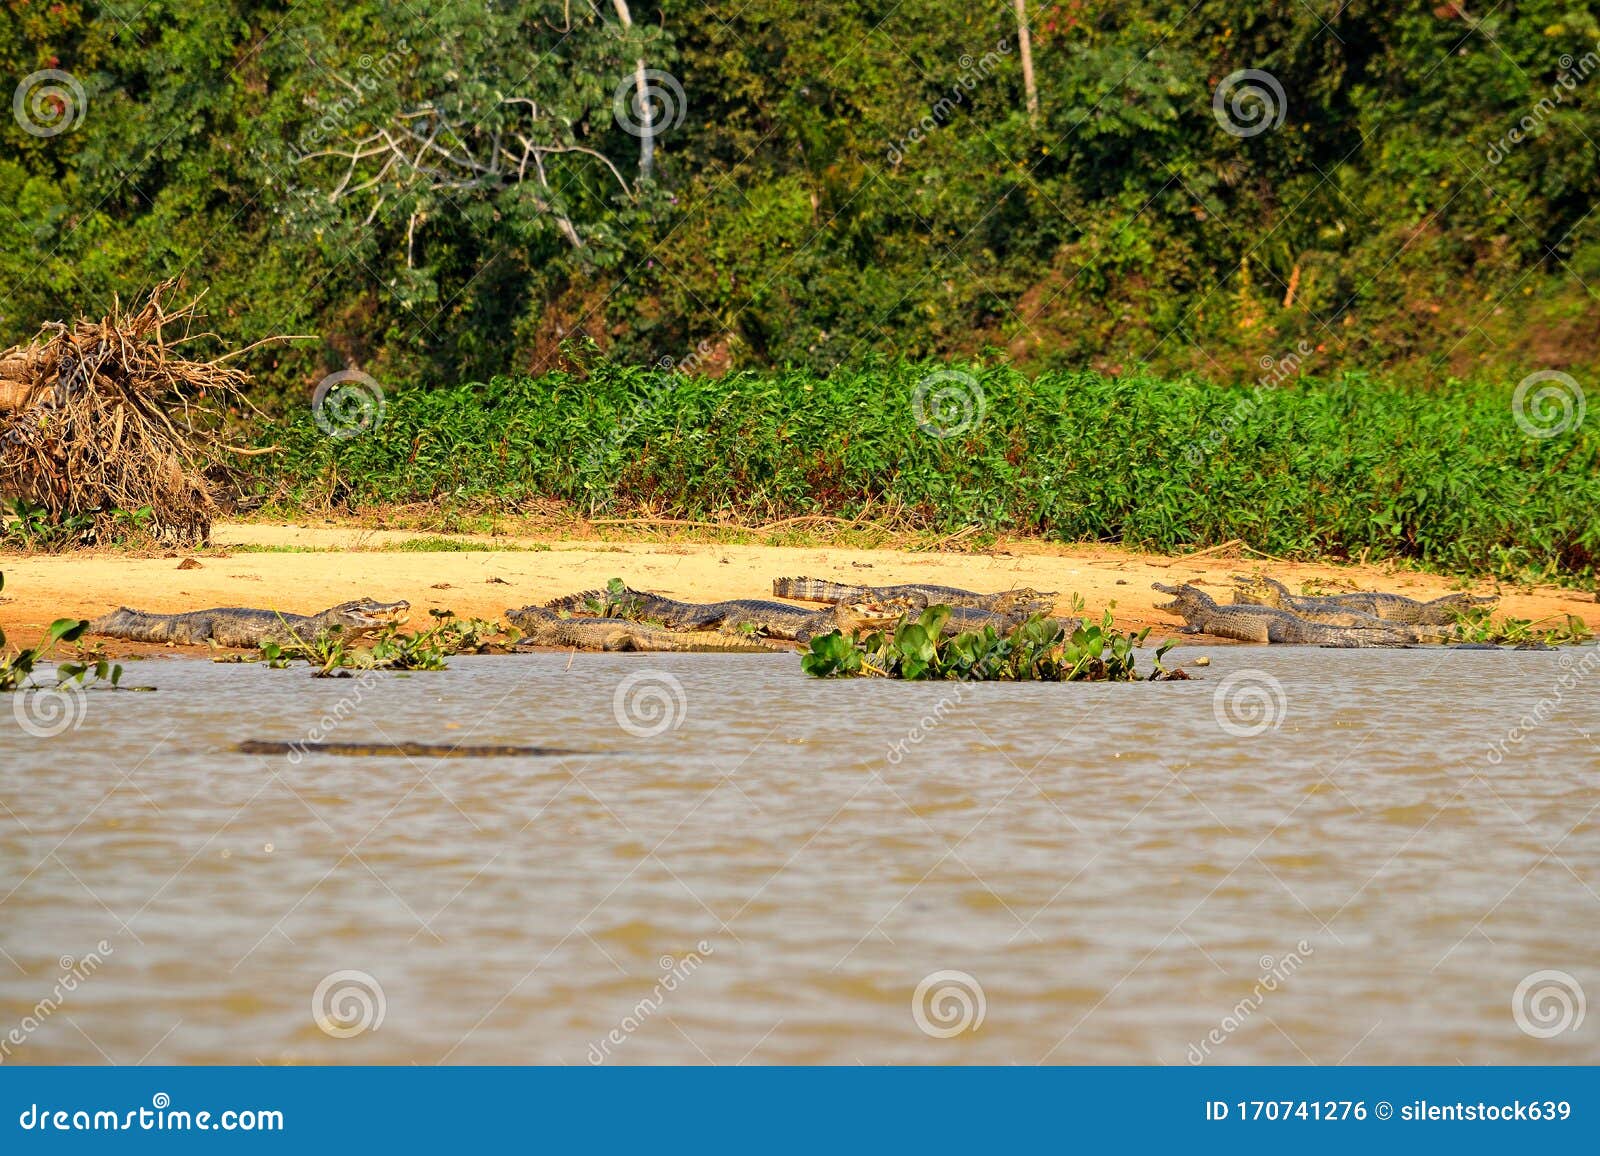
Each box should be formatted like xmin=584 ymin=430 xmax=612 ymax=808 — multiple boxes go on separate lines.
xmin=801 ymin=604 xmax=1183 ymax=682
xmin=1446 ymin=609 xmax=1594 ymax=647
xmin=255 ymin=609 xmax=505 ymax=676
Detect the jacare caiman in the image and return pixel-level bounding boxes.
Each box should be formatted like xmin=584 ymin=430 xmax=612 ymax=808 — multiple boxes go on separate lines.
xmin=1153 ymin=583 xmax=1415 ymax=646
xmin=773 ymin=576 xmax=1057 ymax=617
xmin=507 ymin=606 xmax=782 ymax=652
xmin=1232 ymin=575 xmax=1496 ymax=626
xmin=544 ymin=587 xmax=833 ymax=640
xmin=88 ymin=598 xmax=411 ymax=648
xmin=547 ymin=584 xmax=1058 ymax=641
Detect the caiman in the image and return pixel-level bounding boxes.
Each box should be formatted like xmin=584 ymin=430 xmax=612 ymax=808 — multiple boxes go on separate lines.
xmin=1232 ymin=575 xmax=1496 ymax=626
xmin=507 ymin=606 xmax=781 ymax=652
xmin=546 ymin=585 xmax=1050 ymax=641
xmin=544 ymin=588 xmax=834 ymax=641
xmin=773 ymin=577 xmax=1057 ymax=617
xmin=88 ymin=598 xmax=411 ymax=648
xmin=1153 ymin=583 xmax=1415 ymax=646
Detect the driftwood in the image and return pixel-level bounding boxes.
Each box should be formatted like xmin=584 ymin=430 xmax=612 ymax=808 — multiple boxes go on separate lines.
xmin=0 ymin=282 xmax=258 ymax=546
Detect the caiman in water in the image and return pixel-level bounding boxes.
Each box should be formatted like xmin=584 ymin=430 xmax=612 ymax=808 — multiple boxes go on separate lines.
xmin=773 ymin=576 xmax=1057 ymax=616
xmin=1232 ymin=575 xmax=1496 ymax=626
xmin=506 ymin=606 xmax=782 ymax=652
xmin=1153 ymin=583 xmax=1416 ymax=646
xmin=88 ymin=598 xmax=411 ymax=647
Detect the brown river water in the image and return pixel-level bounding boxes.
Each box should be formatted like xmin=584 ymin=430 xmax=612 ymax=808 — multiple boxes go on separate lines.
xmin=2 ymin=647 xmax=1597 ymax=1065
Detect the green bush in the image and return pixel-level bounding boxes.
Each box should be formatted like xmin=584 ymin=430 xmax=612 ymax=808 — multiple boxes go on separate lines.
xmin=254 ymin=363 xmax=1599 ymax=581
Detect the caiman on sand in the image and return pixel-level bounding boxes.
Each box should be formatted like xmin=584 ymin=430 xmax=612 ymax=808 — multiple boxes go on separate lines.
xmin=544 ymin=587 xmax=831 ymax=640
xmin=547 ymin=584 xmax=1063 ymax=641
xmin=773 ymin=577 xmax=1057 ymax=617
xmin=1232 ymin=575 xmax=1497 ymax=626
xmin=1153 ymin=584 xmax=1417 ymax=646
xmin=89 ymin=598 xmax=411 ymax=648
xmin=507 ymin=606 xmax=781 ymax=652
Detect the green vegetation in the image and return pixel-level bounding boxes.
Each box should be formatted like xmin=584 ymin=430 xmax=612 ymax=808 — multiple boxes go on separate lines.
xmin=6 ymin=3 xmax=1600 ymax=390
xmin=802 ymin=604 xmax=1180 ymax=682
xmin=1448 ymin=609 xmax=1594 ymax=647
xmin=376 ymin=537 xmax=545 ymax=553
xmin=252 ymin=364 xmax=1599 ymax=581
xmin=1 ymin=499 xmax=154 ymax=551
xmin=249 ymin=611 xmax=504 ymax=676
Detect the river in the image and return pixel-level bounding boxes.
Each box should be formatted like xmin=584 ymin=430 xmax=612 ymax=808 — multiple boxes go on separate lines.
xmin=2 ymin=646 xmax=1596 ymax=1064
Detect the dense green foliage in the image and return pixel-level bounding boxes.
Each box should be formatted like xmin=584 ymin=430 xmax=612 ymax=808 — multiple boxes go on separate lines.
xmin=7 ymin=1 xmax=1600 ymax=389
xmin=801 ymin=604 xmax=1179 ymax=682
xmin=253 ymin=363 xmax=1600 ymax=579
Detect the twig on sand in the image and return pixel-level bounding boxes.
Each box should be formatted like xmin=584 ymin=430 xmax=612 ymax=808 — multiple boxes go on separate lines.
xmin=1180 ymin=538 xmax=1246 ymax=560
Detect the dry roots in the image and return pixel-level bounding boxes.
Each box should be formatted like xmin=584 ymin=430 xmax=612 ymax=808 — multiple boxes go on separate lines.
xmin=0 ymin=281 xmax=255 ymax=546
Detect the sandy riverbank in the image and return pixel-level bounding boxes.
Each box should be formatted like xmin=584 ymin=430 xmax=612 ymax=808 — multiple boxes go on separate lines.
xmin=1 ymin=521 xmax=1594 ymax=657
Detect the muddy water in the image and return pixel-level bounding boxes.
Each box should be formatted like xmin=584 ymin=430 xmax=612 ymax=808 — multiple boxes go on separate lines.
xmin=2 ymin=647 xmax=1597 ymax=1066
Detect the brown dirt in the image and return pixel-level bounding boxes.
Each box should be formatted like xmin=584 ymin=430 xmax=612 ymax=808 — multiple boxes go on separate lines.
xmin=1 ymin=521 xmax=1594 ymax=658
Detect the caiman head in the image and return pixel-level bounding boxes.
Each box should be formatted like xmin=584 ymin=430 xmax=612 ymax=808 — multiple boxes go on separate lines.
xmin=1151 ymin=582 xmax=1218 ymax=617
xmin=323 ymin=598 xmax=411 ymax=635
xmin=1434 ymin=592 xmax=1499 ymax=609
xmin=1229 ymin=574 xmax=1290 ymax=607
xmin=836 ymin=597 xmax=921 ymax=637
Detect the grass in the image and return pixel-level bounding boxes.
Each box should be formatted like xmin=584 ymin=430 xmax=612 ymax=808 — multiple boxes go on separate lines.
xmin=377 ymin=536 xmax=548 ymax=553
xmin=247 ymin=361 xmax=1595 ymax=584
xmin=220 ymin=538 xmax=548 ymax=554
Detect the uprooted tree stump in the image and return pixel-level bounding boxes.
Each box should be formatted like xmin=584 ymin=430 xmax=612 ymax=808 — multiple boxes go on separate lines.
xmin=0 ymin=281 xmax=277 ymax=547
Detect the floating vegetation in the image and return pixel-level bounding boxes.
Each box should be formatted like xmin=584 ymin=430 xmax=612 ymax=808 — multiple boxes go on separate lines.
xmin=248 ymin=609 xmax=505 ymax=676
xmin=1448 ymin=608 xmax=1594 ymax=648
xmin=801 ymin=605 xmax=1186 ymax=682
